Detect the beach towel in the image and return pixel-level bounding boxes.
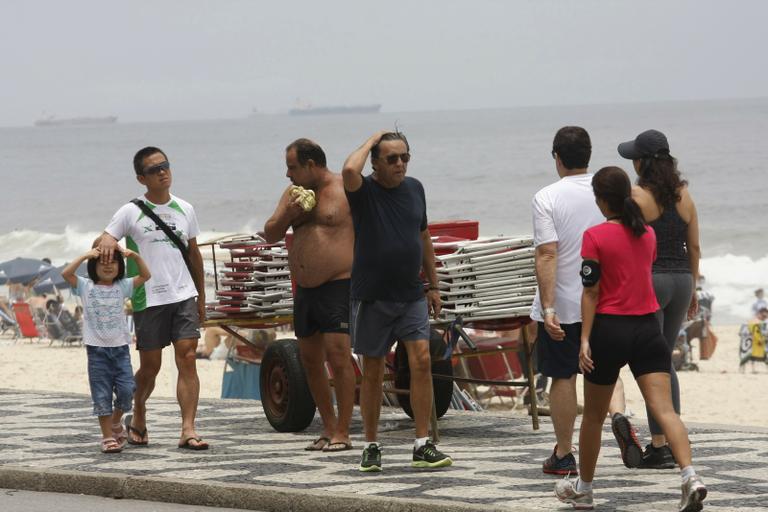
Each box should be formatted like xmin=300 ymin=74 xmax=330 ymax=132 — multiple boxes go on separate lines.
xmin=739 ymin=321 xmax=767 ymax=366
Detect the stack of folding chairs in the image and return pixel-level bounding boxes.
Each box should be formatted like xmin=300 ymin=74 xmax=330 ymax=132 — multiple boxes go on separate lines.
xmin=208 ymin=236 xmax=293 ymax=319
xmin=435 ymin=236 xmax=537 ymax=322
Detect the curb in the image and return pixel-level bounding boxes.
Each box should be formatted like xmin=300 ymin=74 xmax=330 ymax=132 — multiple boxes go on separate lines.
xmin=0 ymin=465 xmax=519 ymax=512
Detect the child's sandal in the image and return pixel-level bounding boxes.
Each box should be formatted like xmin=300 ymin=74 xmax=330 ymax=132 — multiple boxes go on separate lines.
xmin=112 ymin=423 xmax=128 ymax=449
xmin=101 ymin=437 xmax=123 ymax=453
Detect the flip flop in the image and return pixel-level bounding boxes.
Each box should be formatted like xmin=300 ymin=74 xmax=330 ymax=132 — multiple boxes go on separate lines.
xmin=305 ymin=436 xmax=331 ymax=451
xmin=322 ymin=441 xmax=354 ymax=452
xmin=125 ymin=414 xmax=148 ymax=446
xmin=178 ymin=436 xmax=209 ymax=451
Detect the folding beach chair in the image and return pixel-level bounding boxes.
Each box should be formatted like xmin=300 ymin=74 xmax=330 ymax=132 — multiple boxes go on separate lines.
xmin=11 ymin=302 xmax=42 ymax=342
xmin=0 ymin=307 xmax=19 ymax=339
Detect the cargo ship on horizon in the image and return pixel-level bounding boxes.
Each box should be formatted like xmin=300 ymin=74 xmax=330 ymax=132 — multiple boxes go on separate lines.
xmin=34 ymin=115 xmax=118 ymax=127
xmin=288 ymin=103 xmax=381 ymax=116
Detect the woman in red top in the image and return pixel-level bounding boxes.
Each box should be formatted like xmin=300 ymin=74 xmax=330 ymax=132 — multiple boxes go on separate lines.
xmin=554 ymin=167 xmax=706 ymax=512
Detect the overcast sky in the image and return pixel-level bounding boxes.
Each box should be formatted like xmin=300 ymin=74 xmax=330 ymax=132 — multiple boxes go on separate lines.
xmin=2 ymin=0 xmax=766 ymax=127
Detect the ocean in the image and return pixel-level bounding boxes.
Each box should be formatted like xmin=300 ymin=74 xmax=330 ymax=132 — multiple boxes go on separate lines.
xmin=2 ymin=98 xmax=767 ymax=323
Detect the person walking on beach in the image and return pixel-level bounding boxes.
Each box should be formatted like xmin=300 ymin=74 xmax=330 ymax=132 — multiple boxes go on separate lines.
xmin=264 ymin=138 xmax=356 ymax=452
xmin=531 ymin=126 xmax=641 ymax=476
xmin=96 ymin=146 xmax=209 ymax=450
xmin=62 ymin=246 xmax=150 ymax=453
xmin=342 ymin=131 xmax=451 ymax=472
xmin=555 ymin=166 xmax=706 ymax=512
xmin=619 ymin=129 xmax=701 ymax=469
xmin=752 ymin=289 xmax=767 ymax=318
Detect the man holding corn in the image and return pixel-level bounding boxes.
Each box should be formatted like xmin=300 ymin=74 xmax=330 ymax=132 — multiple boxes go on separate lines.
xmin=264 ymin=138 xmax=356 ymax=452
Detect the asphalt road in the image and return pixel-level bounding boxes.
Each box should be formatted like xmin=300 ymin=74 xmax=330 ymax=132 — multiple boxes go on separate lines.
xmin=0 ymin=489 xmax=260 ymax=512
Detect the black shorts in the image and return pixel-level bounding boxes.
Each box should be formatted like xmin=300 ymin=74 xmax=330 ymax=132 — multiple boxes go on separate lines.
xmin=133 ymin=297 xmax=200 ymax=351
xmin=293 ymin=279 xmax=350 ymax=338
xmin=585 ymin=313 xmax=671 ymax=385
xmin=536 ymin=321 xmax=582 ymax=379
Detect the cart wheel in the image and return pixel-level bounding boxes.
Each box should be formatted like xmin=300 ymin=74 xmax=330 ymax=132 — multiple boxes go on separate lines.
xmin=260 ymin=338 xmax=316 ymax=432
xmin=394 ymin=330 xmax=454 ymax=420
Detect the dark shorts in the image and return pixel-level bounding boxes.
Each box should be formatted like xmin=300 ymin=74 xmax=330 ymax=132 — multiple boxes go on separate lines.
xmin=293 ymin=279 xmax=351 ymax=338
xmin=350 ymin=298 xmax=430 ymax=357
xmin=536 ymin=321 xmax=582 ymax=379
xmin=133 ymin=297 xmax=200 ymax=351
xmin=585 ymin=313 xmax=671 ymax=385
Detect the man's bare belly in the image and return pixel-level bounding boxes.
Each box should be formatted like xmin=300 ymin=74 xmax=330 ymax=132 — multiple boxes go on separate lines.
xmin=290 ymin=224 xmax=353 ymax=289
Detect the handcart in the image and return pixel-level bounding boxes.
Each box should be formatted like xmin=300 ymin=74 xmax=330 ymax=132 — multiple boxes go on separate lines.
xmin=200 ymin=221 xmax=541 ymax=439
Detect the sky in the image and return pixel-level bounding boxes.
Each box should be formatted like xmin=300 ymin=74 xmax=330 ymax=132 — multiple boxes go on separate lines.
xmin=2 ymin=0 xmax=767 ymax=127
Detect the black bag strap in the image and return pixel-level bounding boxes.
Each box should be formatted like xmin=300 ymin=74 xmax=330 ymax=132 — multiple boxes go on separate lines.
xmin=130 ymin=199 xmax=191 ymax=269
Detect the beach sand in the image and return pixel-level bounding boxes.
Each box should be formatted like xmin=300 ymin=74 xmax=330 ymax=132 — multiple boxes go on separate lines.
xmin=1 ymin=324 xmax=765 ymax=428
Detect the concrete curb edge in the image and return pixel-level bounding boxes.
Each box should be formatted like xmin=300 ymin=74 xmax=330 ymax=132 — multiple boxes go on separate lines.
xmin=0 ymin=465 xmax=520 ymax=512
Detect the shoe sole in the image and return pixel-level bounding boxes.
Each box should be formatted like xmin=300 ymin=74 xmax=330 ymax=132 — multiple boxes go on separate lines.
xmin=680 ymin=487 xmax=707 ymax=512
xmin=412 ymin=457 xmax=453 ymax=469
xmin=544 ymin=468 xmax=578 ymax=476
xmin=639 ymin=460 xmax=677 ymax=470
xmin=359 ymin=465 xmax=382 ymax=472
xmin=612 ymin=415 xmax=643 ymax=468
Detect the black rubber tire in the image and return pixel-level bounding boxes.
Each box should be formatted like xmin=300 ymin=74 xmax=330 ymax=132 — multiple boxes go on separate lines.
xmin=260 ymin=338 xmax=316 ymax=432
xmin=395 ymin=331 xmax=454 ymax=419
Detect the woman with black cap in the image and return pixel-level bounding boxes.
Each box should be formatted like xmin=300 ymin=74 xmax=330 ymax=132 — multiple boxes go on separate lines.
xmin=554 ymin=166 xmax=706 ymax=512
xmin=618 ymin=130 xmax=701 ymax=470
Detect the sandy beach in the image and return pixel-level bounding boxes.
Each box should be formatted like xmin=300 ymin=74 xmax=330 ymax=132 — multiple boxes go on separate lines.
xmin=1 ymin=324 xmax=765 ymax=429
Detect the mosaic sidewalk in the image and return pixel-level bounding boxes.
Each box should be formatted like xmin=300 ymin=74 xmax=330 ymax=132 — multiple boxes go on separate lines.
xmin=1 ymin=389 xmax=766 ymax=511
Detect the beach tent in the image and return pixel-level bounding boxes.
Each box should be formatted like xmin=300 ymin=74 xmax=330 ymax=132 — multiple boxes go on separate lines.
xmin=0 ymin=257 xmax=53 ymax=285
xmin=32 ymin=262 xmax=88 ymax=294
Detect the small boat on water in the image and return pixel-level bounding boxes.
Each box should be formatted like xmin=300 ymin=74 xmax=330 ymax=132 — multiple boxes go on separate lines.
xmin=288 ymin=104 xmax=381 ymax=116
xmin=34 ymin=115 xmax=118 ymax=127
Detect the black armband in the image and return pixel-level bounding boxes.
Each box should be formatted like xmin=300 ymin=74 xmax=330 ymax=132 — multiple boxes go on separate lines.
xmin=580 ymin=260 xmax=601 ymax=287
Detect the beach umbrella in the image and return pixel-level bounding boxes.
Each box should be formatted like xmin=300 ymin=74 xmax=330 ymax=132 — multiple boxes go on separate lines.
xmin=32 ymin=262 xmax=88 ymax=294
xmin=0 ymin=257 xmax=53 ymax=285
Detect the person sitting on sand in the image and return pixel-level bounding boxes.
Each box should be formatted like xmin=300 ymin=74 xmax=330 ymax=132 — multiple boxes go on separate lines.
xmin=62 ymin=246 xmax=150 ymax=453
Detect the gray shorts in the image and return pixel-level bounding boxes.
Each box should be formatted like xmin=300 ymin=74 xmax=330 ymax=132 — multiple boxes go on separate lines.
xmin=350 ymin=298 xmax=430 ymax=357
xmin=133 ymin=297 xmax=200 ymax=351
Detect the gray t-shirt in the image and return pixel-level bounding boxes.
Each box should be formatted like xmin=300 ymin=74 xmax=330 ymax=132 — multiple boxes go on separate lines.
xmin=73 ymin=275 xmax=133 ymax=347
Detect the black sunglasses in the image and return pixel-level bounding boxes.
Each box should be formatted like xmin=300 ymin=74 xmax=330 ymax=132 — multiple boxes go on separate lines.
xmin=383 ymin=153 xmax=411 ymax=165
xmin=142 ymin=161 xmax=170 ymax=176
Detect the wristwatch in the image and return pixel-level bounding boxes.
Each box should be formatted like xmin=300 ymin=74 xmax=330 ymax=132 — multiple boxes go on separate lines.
xmin=543 ymin=307 xmax=556 ymax=317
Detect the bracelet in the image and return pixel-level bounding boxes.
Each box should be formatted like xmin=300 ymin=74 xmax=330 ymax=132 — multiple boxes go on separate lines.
xmin=543 ymin=307 xmax=556 ymax=317
xmin=427 ymin=286 xmax=439 ymax=291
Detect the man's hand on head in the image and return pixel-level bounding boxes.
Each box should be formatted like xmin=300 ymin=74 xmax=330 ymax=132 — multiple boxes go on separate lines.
xmin=97 ymin=234 xmax=119 ymax=264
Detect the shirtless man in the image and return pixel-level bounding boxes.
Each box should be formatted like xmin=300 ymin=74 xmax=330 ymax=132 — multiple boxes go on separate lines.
xmin=264 ymin=138 xmax=356 ymax=452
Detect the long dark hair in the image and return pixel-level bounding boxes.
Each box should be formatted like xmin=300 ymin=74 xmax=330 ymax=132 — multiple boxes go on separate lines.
xmin=636 ymin=153 xmax=687 ymax=208
xmin=592 ymin=166 xmax=647 ymax=237
xmin=86 ymin=252 xmax=125 ymax=283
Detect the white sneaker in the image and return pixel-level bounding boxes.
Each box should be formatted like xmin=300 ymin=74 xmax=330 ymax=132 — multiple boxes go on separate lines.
xmin=554 ymin=477 xmax=594 ymax=510
xmin=679 ymin=475 xmax=707 ymax=512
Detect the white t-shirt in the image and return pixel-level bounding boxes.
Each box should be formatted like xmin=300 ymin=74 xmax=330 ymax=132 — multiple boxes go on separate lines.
xmin=105 ymin=194 xmax=200 ymax=311
xmin=73 ymin=275 xmax=133 ymax=347
xmin=530 ymin=174 xmax=604 ymax=324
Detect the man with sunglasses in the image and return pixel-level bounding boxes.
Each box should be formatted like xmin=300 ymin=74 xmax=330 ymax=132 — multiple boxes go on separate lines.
xmin=342 ymin=131 xmax=451 ymax=472
xmin=96 ymin=146 xmax=208 ymax=450
xmin=264 ymin=138 xmax=356 ymax=453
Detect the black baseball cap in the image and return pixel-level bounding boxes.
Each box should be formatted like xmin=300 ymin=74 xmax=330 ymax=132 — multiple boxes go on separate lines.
xmin=618 ymin=129 xmax=670 ymax=160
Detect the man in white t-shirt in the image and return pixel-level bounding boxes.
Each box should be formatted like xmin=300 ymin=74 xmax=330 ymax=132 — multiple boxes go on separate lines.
xmin=531 ymin=127 xmax=641 ymax=476
xmin=96 ymin=146 xmax=209 ymax=450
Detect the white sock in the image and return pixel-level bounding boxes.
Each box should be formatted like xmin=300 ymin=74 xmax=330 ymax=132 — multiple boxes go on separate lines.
xmin=576 ymin=478 xmax=593 ymax=493
xmin=414 ymin=437 xmax=429 ymax=449
xmin=681 ymin=465 xmax=696 ymax=482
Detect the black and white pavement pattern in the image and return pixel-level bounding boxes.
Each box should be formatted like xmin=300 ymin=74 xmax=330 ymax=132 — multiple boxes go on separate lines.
xmin=0 ymin=390 xmax=766 ymax=511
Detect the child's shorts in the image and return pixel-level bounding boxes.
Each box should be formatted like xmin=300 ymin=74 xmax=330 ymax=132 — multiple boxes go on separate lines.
xmin=86 ymin=344 xmax=135 ymax=416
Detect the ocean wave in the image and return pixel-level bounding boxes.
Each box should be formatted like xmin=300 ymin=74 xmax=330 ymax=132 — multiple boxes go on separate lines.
xmin=1 ymin=228 xmax=763 ymax=325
